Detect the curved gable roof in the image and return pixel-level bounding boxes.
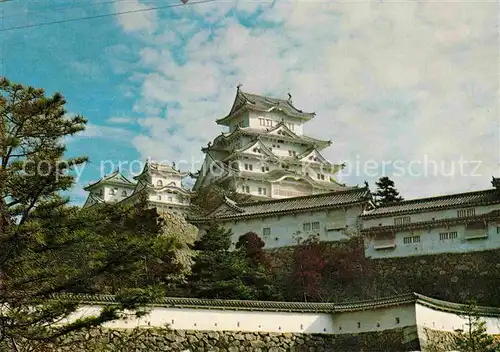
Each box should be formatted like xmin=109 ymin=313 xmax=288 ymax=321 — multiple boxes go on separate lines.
xmin=217 ymin=88 xmax=315 ymax=125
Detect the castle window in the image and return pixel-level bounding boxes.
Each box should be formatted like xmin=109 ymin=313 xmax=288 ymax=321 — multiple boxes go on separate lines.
xmin=245 ymin=186 xmax=250 ymax=193
xmin=403 ymin=235 xmax=420 ymax=244
xmin=288 ymin=150 xmax=292 ymax=156
xmin=157 ymin=195 xmax=162 ymax=201
xmin=99 ymin=189 xmax=103 ymax=196
xmin=312 ymin=222 xmax=320 ymax=230
xmin=263 ymin=228 xmax=271 ymax=237
xmin=394 ymin=216 xmax=411 ymax=226
xmin=263 ymin=188 xmax=267 ymax=195
xmin=457 ymin=208 xmax=475 ymax=218
xmin=121 ymin=190 xmax=127 ymax=197
xmin=258 ymin=187 xmax=262 ymax=195
xmin=249 ymin=164 xmax=253 ymax=171
xmin=266 ymin=119 xmax=272 ymax=127
xmin=109 ymin=188 xmax=116 ymax=195
xmin=168 ymin=197 xmax=173 ymax=202
xmin=439 ymin=231 xmax=458 ymax=240
xmin=303 ymin=222 xmax=311 ymax=232
xmin=157 ymin=180 xmax=163 ymax=187
xmin=259 ymin=118 xmax=265 ymax=126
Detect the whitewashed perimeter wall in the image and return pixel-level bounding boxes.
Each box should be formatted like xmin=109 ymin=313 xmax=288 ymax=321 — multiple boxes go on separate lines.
xmin=219 ymin=205 xmax=363 ymax=249
xmin=365 ymin=222 xmax=500 ymax=259
xmin=64 ymin=304 xmax=414 ymax=335
xmin=415 ymin=303 xmax=500 ymax=334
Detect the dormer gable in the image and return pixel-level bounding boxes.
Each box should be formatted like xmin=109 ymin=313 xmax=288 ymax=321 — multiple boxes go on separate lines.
xmin=236 ymin=139 xmax=277 ymax=159
xmin=298 ymin=148 xmax=329 ymax=164
xmin=266 ymin=122 xmax=298 ymax=139
xmin=209 ymin=196 xmax=245 ymax=217
xmin=83 ymin=169 xmax=134 ymax=191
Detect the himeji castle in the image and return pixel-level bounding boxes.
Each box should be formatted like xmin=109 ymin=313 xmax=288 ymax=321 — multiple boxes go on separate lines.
xmin=191 ymin=86 xmax=349 ymax=200
xmin=83 ymin=161 xmax=192 ymax=216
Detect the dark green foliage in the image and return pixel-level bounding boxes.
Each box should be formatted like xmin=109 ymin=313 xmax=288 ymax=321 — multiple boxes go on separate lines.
xmin=0 ymin=78 xmax=171 ymax=348
xmin=188 ymin=223 xmax=252 ymax=299
xmin=373 ymin=176 xmax=403 ymax=206
xmin=452 ymin=304 xmax=499 ymax=352
xmin=188 ymin=227 xmax=279 ymax=300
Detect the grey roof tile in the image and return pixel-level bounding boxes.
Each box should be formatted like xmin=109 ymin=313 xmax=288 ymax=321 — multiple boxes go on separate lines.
xmin=190 ymin=187 xmax=370 ymax=221
xmin=217 ymin=90 xmax=315 ymax=124
xmin=362 ymin=188 xmax=500 ymax=218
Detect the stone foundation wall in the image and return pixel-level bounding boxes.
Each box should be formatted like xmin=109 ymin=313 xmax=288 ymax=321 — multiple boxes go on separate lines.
xmin=270 ymin=240 xmax=500 ymax=306
xmin=20 ymin=326 xmax=419 ymax=352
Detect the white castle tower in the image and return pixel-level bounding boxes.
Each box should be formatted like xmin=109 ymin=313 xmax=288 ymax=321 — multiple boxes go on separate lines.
xmin=83 ymin=161 xmax=192 ymax=216
xmin=191 ymin=86 xmax=349 ymax=199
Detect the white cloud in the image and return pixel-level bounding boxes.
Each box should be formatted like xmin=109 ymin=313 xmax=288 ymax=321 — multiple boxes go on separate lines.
xmin=113 ymin=0 xmax=157 ymax=33
xmin=112 ymin=0 xmax=499 ymax=199
xmin=78 ymin=123 xmax=134 ymax=142
xmin=107 ymin=116 xmax=137 ymax=124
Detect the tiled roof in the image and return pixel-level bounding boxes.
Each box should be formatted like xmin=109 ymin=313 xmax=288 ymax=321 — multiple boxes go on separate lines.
xmin=362 ymin=210 xmax=500 ymax=234
xmin=53 ymin=292 xmax=414 ymax=313
xmin=50 ymin=292 xmax=500 ymax=316
xmin=190 ymin=187 xmax=370 ymax=221
xmin=82 ymin=193 xmax=104 ymax=208
xmin=210 ymin=126 xmax=331 ymax=151
xmin=236 ymin=170 xmax=348 ymax=191
xmin=362 ymin=188 xmax=500 ymax=218
xmin=217 ymin=89 xmax=315 ymax=125
xmin=83 ymin=170 xmax=134 ymax=191
xmin=133 ymin=161 xmax=186 ymax=181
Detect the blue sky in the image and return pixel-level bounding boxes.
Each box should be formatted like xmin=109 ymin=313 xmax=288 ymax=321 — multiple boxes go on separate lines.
xmin=1 ymin=0 xmax=498 ymax=205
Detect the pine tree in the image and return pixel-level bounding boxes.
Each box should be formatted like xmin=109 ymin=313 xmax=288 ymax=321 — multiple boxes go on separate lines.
xmin=373 ymin=176 xmax=404 ymax=206
xmin=452 ymin=303 xmax=499 ymax=352
xmin=188 ymin=223 xmax=252 ymax=299
xmin=0 ymin=78 xmax=170 ymax=349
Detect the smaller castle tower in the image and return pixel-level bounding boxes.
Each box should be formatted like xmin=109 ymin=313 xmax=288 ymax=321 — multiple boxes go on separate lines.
xmin=83 ymin=161 xmax=192 ymax=216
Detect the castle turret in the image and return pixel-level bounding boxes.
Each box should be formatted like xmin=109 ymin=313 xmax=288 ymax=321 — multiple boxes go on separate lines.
xmin=192 ymin=86 xmax=350 ymax=199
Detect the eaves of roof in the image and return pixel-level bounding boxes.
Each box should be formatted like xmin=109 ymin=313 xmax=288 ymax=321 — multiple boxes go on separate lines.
xmin=49 ymin=292 xmax=500 ymax=316
xmin=361 ymin=189 xmax=500 ymax=219
xmin=189 ymin=188 xmax=370 ymax=222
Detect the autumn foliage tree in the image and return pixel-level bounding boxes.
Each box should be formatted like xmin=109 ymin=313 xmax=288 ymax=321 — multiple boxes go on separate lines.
xmin=290 ymin=235 xmax=327 ymax=302
xmin=236 ymin=232 xmax=279 ymax=300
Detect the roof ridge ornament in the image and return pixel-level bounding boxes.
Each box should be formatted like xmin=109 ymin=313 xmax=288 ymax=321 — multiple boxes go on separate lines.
xmin=236 ymin=82 xmax=242 ymax=90
xmin=287 ymin=92 xmax=292 ymax=103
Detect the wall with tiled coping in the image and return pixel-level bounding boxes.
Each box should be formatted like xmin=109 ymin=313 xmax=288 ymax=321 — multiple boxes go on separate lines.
xmin=64 ymin=303 xmax=415 ymax=334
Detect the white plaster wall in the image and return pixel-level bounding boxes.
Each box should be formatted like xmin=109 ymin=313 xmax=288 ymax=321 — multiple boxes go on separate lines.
xmin=102 ymin=185 xmax=135 ymax=203
xmin=248 ymin=111 xmax=304 ymax=135
xmin=221 ymin=205 xmax=363 ymax=249
xmin=63 ymin=303 xmax=415 ymax=335
xmin=415 ymin=303 xmax=500 ymax=334
xmin=363 ymin=204 xmax=500 ymax=228
xmin=151 ymin=175 xmax=182 ymax=188
xmin=365 ymin=222 xmax=500 ymax=259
